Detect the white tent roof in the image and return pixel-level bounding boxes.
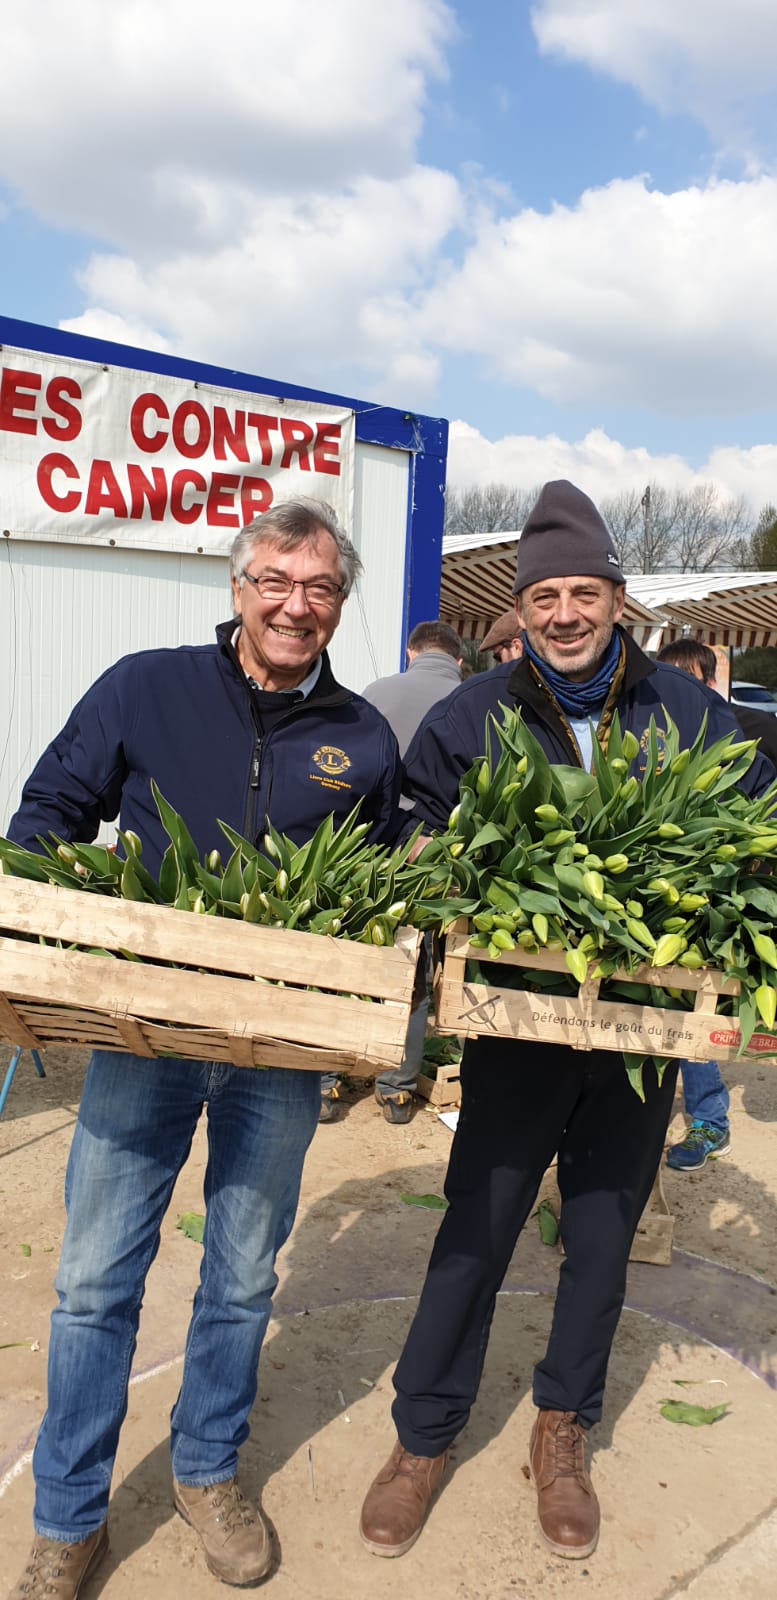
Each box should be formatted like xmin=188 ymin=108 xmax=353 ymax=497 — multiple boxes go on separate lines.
xmin=440 ymin=534 xmax=777 ymax=650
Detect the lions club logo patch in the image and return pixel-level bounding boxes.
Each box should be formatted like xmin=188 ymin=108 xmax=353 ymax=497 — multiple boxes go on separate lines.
xmin=313 ymin=745 xmax=351 ymax=777
xmin=638 ymin=724 xmax=668 ymax=774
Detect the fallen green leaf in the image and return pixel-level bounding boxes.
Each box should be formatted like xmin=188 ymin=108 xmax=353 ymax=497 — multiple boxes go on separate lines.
xmin=0 ymin=1340 xmax=35 ymax=1351
xmin=399 ymin=1193 xmax=448 ymax=1211
xmin=660 ymin=1399 xmax=730 ymax=1426
xmin=176 ymin=1212 xmax=205 ymax=1243
xmin=533 ymin=1199 xmax=559 ymax=1247
xmin=19 ymin=1243 xmax=31 ymax=1258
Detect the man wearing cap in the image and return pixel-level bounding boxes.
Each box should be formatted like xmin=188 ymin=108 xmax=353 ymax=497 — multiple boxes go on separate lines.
xmin=480 ymin=608 xmax=524 ymax=664
xmin=359 ymin=480 xmax=774 ymax=1563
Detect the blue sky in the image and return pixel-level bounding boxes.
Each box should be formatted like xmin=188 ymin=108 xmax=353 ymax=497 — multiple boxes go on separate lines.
xmin=2 ymin=1 xmax=777 ymax=512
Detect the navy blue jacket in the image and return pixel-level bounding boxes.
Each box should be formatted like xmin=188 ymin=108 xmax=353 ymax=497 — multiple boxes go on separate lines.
xmin=402 ymin=627 xmax=775 ymax=830
xmin=8 ymin=620 xmax=402 ymax=872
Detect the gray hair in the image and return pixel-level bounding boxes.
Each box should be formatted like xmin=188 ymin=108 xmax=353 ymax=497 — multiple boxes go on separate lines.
xmin=229 ymin=497 xmax=363 ymax=595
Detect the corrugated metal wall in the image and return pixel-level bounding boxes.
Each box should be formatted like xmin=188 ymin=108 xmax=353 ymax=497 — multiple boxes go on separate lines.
xmin=0 ymin=442 xmax=410 ymax=832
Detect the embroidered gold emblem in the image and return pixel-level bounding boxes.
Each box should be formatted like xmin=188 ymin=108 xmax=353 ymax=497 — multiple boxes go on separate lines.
xmin=313 ymin=745 xmax=351 ymax=777
xmin=638 ymin=724 xmax=668 ymax=773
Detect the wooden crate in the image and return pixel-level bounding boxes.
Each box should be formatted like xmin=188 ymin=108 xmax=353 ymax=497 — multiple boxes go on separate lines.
xmin=543 ymin=1168 xmax=674 ymax=1266
xmin=416 ymin=1061 xmax=461 ymax=1107
xmin=434 ymin=920 xmax=777 ymax=1066
xmin=0 ymin=878 xmax=422 ymax=1074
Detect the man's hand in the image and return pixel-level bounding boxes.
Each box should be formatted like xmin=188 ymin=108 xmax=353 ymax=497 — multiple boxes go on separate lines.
xmin=409 ymin=833 xmax=431 ymax=862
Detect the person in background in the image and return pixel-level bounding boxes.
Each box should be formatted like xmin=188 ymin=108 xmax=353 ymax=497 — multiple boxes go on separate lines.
xmin=358 ymin=480 xmax=774 ymax=1565
xmin=319 ymin=620 xmax=463 ymax=1124
xmin=6 ymin=498 xmax=402 ymax=1600
xmin=655 ymin=637 xmax=777 ymax=1170
xmin=480 ymin=607 xmax=525 ymax=664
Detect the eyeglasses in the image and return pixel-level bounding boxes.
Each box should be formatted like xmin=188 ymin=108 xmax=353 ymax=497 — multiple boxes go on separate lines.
xmin=242 ymin=572 xmax=345 ymax=607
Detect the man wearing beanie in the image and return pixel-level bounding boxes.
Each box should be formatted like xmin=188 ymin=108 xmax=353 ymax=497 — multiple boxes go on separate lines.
xmin=359 ymin=480 xmax=774 ymax=1564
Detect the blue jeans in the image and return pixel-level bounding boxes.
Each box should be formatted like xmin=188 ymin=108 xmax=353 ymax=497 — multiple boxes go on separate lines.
xmin=33 ymin=1050 xmax=320 ymax=1542
xmin=679 ymin=1059 xmax=729 ymax=1133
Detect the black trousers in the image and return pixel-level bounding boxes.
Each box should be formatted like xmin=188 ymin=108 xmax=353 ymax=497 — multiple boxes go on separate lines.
xmin=392 ymin=1036 xmax=678 ymax=1451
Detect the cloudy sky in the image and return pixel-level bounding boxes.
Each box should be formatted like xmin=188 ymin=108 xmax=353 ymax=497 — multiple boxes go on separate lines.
xmin=2 ymin=0 xmax=777 ymax=511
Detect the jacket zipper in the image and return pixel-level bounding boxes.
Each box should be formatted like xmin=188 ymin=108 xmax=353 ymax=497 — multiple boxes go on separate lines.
xmin=243 ymin=732 xmax=262 ymax=837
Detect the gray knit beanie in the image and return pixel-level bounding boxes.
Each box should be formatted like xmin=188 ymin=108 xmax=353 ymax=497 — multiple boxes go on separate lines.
xmin=513 ymin=480 xmax=625 ymax=594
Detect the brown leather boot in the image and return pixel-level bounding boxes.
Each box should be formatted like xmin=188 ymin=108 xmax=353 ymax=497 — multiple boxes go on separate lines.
xmin=7 ymin=1525 xmax=108 ymax=1600
xmin=360 ymin=1439 xmax=447 ymax=1557
xmin=527 ymin=1408 xmax=600 ymax=1559
xmin=173 ymin=1477 xmax=272 ymax=1584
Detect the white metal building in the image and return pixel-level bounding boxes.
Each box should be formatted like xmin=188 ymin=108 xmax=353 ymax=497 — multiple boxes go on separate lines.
xmin=0 ymin=319 xmax=447 ymax=831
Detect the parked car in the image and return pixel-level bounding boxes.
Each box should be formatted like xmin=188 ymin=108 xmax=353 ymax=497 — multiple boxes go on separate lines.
xmin=731 ymin=681 xmax=777 ymax=714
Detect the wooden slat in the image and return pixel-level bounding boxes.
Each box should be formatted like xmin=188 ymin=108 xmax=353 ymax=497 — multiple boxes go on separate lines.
xmin=0 ymin=991 xmax=42 ymax=1048
xmin=111 ymin=1015 xmax=156 ymax=1054
xmin=0 ymin=942 xmax=409 ymax=1063
xmin=434 ymin=919 xmax=775 ymax=1065
xmin=0 ymin=880 xmax=420 ymax=1001
xmin=443 ymin=921 xmax=740 ymax=995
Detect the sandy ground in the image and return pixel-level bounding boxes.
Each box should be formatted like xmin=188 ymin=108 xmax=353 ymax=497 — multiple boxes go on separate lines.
xmin=1 ymin=1045 xmax=776 ymax=1599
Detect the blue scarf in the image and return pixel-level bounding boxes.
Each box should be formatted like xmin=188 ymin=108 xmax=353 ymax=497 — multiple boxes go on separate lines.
xmin=523 ymin=631 xmax=622 ymax=718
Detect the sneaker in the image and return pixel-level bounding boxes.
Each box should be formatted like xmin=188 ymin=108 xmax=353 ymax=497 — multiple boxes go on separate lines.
xmin=374 ymin=1089 xmax=413 ymax=1125
xmin=173 ymin=1477 xmax=272 ymax=1584
xmin=666 ymin=1121 xmax=731 ymax=1171
xmin=7 ymin=1525 xmax=108 ymax=1600
xmin=319 ymin=1085 xmax=340 ymax=1123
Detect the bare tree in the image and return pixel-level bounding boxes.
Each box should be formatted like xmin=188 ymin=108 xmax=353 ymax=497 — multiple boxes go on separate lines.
xmin=444 ymin=482 xmax=539 ymax=536
xmin=602 ymin=481 xmax=754 ymax=573
xmin=445 ymin=477 xmax=759 ymax=572
xmin=602 ymin=485 xmax=676 ymax=572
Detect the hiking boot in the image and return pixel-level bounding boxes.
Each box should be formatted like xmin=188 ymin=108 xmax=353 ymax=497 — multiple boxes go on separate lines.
xmin=319 ymin=1085 xmax=340 ymax=1123
xmin=527 ymin=1408 xmax=599 ymax=1559
xmin=360 ymin=1439 xmax=447 ymax=1556
xmin=374 ymin=1088 xmax=413 ymax=1125
xmin=8 ymin=1525 xmax=108 ymax=1599
xmin=666 ymin=1121 xmax=731 ymax=1171
xmin=173 ymin=1477 xmax=272 ymax=1585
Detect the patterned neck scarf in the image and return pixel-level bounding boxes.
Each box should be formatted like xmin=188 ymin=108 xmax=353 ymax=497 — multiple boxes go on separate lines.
xmin=523 ymin=630 xmax=622 ymax=718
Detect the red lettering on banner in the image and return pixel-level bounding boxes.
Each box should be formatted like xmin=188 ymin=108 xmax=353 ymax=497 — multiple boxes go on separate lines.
xmin=172 ymin=401 xmax=211 ymax=459
xmin=37 ymin=452 xmax=80 ymax=512
xmin=0 ymin=367 xmax=42 ymax=434
xmin=131 ymin=393 xmax=169 ymax=452
xmin=170 ymin=469 xmax=206 ymax=524
xmin=313 ymin=422 xmax=341 ymax=475
xmin=206 ymin=473 xmax=241 ymax=527
xmin=247 ymin=413 xmax=280 ymax=465
xmin=127 ymin=465 xmax=168 ymax=520
xmin=84 ymin=460 xmax=129 ymax=518
xmin=240 ymin=477 xmax=273 ymax=521
xmin=42 ymin=377 xmax=82 ymax=441
xmin=212 ymin=406 xmax=249 ymax=463
xmin=280 ymin=418 xmax=314 ymax=469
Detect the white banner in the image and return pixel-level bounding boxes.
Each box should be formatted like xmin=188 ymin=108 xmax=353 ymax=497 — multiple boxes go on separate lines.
xmin=0 ymin=346 xmax=355 ymax=554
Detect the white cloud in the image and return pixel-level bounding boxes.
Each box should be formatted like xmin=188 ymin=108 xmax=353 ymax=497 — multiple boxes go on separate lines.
xmin=0 ymin=1 xmax=453 ymax=248
xmin=416 ymin=174 xmax=777 ymax=414
xmin=59 ymin=309 xmax=172 ymax=355
xmin=2 ymin=0 xmax=775 ymax=503
xmin=447 ymin=420 xmax=777 ymax=513
xmin=531 ymin=1 xmax=777 ymax=161
xmin=68 ymin=166 xmax=461 ymax=400
xmin=1 ymin=1 xmax=460 ymax=402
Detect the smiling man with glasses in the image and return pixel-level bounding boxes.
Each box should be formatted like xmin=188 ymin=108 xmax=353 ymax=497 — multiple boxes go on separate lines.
xmin=7 ymin=496 xmax=403 ymax=1598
